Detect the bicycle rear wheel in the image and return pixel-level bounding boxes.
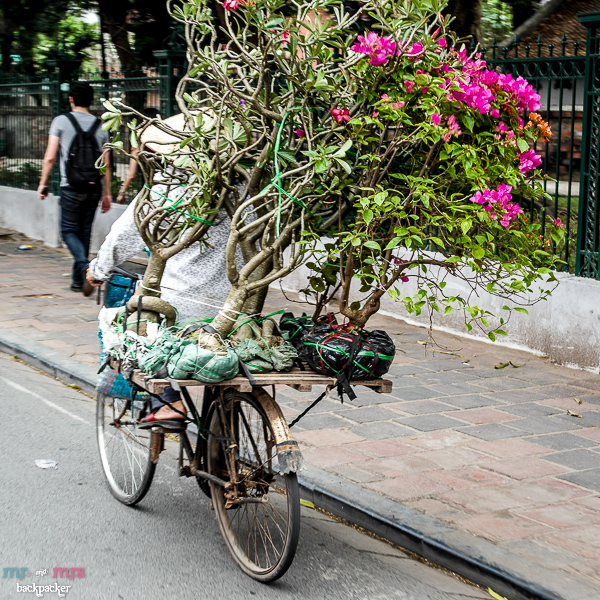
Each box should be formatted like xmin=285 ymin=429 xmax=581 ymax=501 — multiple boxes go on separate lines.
xmin=206 ymin=391 xmax=300 ymax=582
xmin=96 ymin=393 xmax=156 ymax=505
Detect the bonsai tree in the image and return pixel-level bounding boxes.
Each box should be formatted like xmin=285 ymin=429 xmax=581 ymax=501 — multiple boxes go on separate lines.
xmin=102 ymin=0 xmax=564 ymax=342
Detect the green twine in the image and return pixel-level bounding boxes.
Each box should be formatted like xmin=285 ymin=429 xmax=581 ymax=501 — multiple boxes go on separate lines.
xmin=144 ymin=185 xmax=213 ymax=226
xmin=270 ymin=113 xmax=313 ymax=237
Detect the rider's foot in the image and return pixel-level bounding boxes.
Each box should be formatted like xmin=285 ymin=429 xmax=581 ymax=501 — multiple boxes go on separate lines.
xmin=141 ymin=400 xmax=186 ymax=424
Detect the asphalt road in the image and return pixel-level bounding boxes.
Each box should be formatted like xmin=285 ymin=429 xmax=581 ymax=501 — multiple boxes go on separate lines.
xmin=0 ymin=352 xmax=490 ymax=600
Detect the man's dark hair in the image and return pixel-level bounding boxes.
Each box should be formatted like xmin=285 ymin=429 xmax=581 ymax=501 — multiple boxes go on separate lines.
xmin=69 ymin=82 xmax=94 ymax=108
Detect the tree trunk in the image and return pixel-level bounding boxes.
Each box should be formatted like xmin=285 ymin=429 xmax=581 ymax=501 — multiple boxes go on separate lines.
xmin=141 ymin=253 xmax=166 ymax=296
xmin=210 ymin=286 xmax=249 ymax=337
xmin=97 ymin=2 xmax=138 ymax=71
xmin=446 ymin=0 xmax=483 ymax=44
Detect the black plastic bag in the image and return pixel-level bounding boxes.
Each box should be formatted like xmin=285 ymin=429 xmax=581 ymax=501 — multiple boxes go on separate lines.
xmin=302 ymin=324 xmax=395 ymax=381
xmin=279 ymin=312 xmax=338 ymax=351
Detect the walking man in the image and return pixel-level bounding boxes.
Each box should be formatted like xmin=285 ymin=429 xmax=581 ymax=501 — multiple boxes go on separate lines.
xmin=38 ymin=82 xmax=112 ymax=293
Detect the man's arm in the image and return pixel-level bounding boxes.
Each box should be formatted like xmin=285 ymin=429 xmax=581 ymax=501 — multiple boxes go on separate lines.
xmin=87 ymin=196 xmax=145 ymax=284
xmin=38 ymin=135 xmax=60 ymax=200
xmin=101 ymin=150 xmax=112 ymax=213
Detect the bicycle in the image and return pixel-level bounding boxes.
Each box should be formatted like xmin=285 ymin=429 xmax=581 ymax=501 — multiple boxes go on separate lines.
xmin=95 ymin=267 xmax=392 ymax=582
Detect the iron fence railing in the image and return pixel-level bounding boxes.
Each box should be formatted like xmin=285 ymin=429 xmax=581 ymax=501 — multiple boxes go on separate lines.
xmin=481 ymin=37 xmax=586 ymax=273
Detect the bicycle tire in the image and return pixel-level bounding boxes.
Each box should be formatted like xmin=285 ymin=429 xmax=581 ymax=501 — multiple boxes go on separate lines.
xmin=206 ymin=390 xmax=301 ymax=582
xmin=96 ymin=393 xmax=156 ymax=505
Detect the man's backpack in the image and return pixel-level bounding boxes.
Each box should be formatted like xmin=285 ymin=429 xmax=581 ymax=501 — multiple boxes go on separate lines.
xmin=64 ymin=112 xmax=102 ymax=188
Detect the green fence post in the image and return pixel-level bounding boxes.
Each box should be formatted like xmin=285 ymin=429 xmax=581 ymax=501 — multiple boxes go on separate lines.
xmin=154 ymin=26 xmax=187 ymax=118
xmin=575 ymin=12 xmax=600 ymax=278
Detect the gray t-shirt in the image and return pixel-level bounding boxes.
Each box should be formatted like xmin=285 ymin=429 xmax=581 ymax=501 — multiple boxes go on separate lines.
xmin=49 ymin=111 xmax=109 ymax=188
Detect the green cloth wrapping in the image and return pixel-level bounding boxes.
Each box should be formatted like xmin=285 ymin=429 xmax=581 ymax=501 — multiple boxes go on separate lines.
xmin=168 ymin=344 xmax=239 ymax=383
xmin=235 ymin=338 xmax=297 ymax=373
xmin=138 ymin=331 xmax=239 ymax=383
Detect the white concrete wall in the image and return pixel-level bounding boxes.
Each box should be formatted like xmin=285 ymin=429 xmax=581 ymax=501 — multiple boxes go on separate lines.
xmin=0 ymin=185 xmax=127 ymax=253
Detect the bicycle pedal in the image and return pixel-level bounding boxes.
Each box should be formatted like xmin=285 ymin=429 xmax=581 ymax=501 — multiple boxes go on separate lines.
xmin=138 ymin=419 xmax=187 ymax=431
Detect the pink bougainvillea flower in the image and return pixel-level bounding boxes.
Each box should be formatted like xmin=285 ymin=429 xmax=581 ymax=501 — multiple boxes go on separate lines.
xmin=554 ymin=217 xmax=565 ymax=228
xmin=490 ymin=108 xmax=500 ymax=118
xmin=295 ymin=128 xmax=305 ymax=138
xmin=400 ymin=274 xmax=410 ymax=283
xmin=372 ymin=111 xmax=379 ymax=118
xmin=406 ymin=42 xmax=424 ymax=58
xmin=404 ymin=80 xmax=415 ymax=93
xmin=436 ymin=38 xmax=447 ymax=48
xmin=518 ymin=149 xmax=542 ymax=174
xmin=392 ymin=101 xmax=405 ymax=109
xmin=351 ymin=31 xmax=397 ymax=67
xmin=331 ymin=107 xmax=350 ymax=123
xmin=470 ymin=184 xmax=522 ymax=229
xmin=281 ymin=31 xmax=290 ymax=45
xmin=381 ymin=93 xmax=390 ymax=100
xmin=431 ymin=113 xmax=442 ymax=126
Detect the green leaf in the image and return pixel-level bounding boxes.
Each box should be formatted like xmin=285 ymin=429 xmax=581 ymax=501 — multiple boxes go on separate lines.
xmin=363 ymin=209 xmax=373 ymax=224
xmin=488 ymin=332 xmax=497 ymax=342
xmin=461 ymin=220 xmax=471 ymax=235
xmin=364 ymin=241 xmax=381 ymax=251
xmin=517 ymin=138 xmax=530 ymax=153
xmin=444 ymin=306 xmax=452 ymax=314
xmin=315 ymin=158 xmax=329 ymax=173
xmin=472 ymin=247 xmax=485 ymax=260
xmin=512 ymin=307 xmax=529 ymax=314
xmin=384 ymin=237 xmax=402 ymax=250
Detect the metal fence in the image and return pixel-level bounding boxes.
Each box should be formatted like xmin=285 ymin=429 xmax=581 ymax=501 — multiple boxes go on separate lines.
xmin=482 ymin=37 xmax=586 ymax=273
xmin=0 ymin=58 xmax=184 ymax=200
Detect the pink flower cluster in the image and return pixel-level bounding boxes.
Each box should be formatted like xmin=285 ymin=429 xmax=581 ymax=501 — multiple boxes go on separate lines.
xmin=331 ymin=107 xmax=350 ymax=123
xmin=431 ymin=113 xmax=461 ymax=141
xmin=518 ymin=149 xmax=542 ymax=174
xmin=470 ymin=184 xmax=523 ymax=229
xmin=351 ymin=32 xmax=397 ymax=67
xmin=350 ymin=33 xmax=428 ymax=67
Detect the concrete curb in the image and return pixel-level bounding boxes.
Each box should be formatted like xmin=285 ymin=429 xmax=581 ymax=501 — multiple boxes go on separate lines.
xmin=1 ymin=331 xmax=596 ymax=600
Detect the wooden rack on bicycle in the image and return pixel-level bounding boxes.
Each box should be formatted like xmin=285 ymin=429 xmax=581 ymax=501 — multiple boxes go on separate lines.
xmin=127 ymin=366 xmax=393 ymax=395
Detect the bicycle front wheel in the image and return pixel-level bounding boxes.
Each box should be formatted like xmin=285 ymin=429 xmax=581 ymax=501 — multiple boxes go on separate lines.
xmin=96 ymin=393 xmax=156 ymax=505
xmin=206 ymin=391 xmax=301 ymax=582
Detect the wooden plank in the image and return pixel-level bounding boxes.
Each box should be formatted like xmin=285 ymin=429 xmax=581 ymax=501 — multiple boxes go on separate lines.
xmin=128 ymin=367 xmax=391 ymax=395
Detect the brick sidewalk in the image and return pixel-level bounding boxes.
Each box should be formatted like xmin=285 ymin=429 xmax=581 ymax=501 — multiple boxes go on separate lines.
xmin=2 ymin=233 xmax=600 ymax=593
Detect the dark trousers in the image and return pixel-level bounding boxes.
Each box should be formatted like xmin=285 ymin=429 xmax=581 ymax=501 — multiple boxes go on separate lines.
xmin=59 ymin=185 xmax=101 ymax=287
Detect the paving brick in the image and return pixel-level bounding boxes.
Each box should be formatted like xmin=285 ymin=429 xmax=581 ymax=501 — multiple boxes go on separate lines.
xmin=396 ymin=414 xmax=468 ymax=431
xmin=403 ymin=430 xmax=474 ymax=450
xmin=439 ymin=478 xmax=587 ymax=513
xmin=528 ymin=433 xmax=598 ymax=451
xmin=365 ymin=454 xmax=439 ymax=477
xmin=365 ymin=473 xmax=451 ymax=502
xmin=347 ymin=439 xmax=415 ymax=457
xmin=558 ymin=468 xmax=600 ymax=493
xmin=294 ymin=429 xmax=365 ymax=447
xmin=500 ymin=403 xmax=563 ymax=417
xmin=289 ymin=412 xmax=351 ymax=431
xmin=349 ymin=421 xmax=416 ymax=440
xmin=301 ymin=445 xmax=367 ymax=468
xmin=459 ymin=513 xmax=553 ymax=543
xmin=451 ymin=407 xmax=521 ymax=425
xmin=574 ymin=495 xmax=600 ymax=511
xmin=428 ymin=466 xmax=507 ymax=489
xmin=507 ymin=416 xmax=581 ymax=434
xmin=554 ymin=411 xmax=600 ymax=428
xmin=337 ymin=406 xmax=401 ymax=424
xmin=575 ymin=427 xmax=600 ymax=442
xmin=389 ymin=399 xmax=459 ymax=415
xmin=486 ymin=389 xmax=554 ymax=403
xmin=438 ymin=394 xmax=500 ymax=409
xmin=482 ymin=457 xmax=570 ymax=480
xmin=328 ymin=463 xmax=384 ymax=484
xmin=465 ymin=438 xmax=551 ymax=458
xmin=514 ymin=503 xmax=600 ymax=530
xmin=405 ymin=497 xmax=474 ymax=523
xmin=543 ymin=526 xmax=600 ymax=559
xmin=387 ymin=386 xmax=446 ymax=401
xmin=470 ymin=377 xmax=531 ymax=392
xmin=457 ymin=423 xmax=524 ymax=441
xmin=421 ymin=447 xmax=493 ymax=469
xmin=544 ymin=449 xmax=600 ymax=470
xmin=499 ymin=538 xmax=582 ymax=573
